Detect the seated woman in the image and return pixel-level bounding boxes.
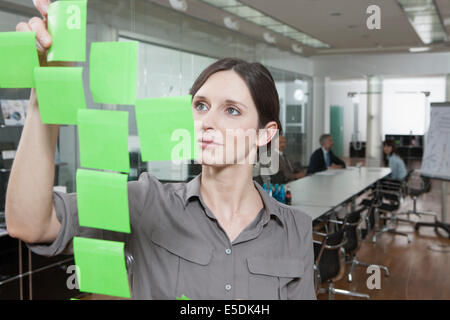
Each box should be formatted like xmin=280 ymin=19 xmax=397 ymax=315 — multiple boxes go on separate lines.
xmin=383 ymin=140 xmax=407 ymax=181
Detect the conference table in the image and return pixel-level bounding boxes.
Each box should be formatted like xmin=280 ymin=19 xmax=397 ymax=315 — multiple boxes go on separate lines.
xmin=287 ymin=167 xmax=392 ymax=221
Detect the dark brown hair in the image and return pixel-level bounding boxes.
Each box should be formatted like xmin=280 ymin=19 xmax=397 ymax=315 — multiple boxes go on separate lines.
xmin=189 ymin=58 xmax=282 ymax=137
xmin=383 ymin=139 xmax=398 ymax=155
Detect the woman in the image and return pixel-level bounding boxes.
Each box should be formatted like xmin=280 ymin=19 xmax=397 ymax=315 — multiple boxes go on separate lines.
xmin=5 ymin=0 xmax=315 ymax=300
xmin=383 ymin=140 xmax=407 ymax=181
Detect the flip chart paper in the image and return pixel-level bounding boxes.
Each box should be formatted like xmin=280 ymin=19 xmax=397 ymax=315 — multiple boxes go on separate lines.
xmin=73 ymin=237 xmax=131 ymax=298
xmin=0 ymin=32 xmax=39 ymax=88
xmin=135 ymin=95 xmax=199 ymax=162
xmin=34 ymin=67 xmax=86 ymax=124
xmin=89 ymin=41 xmax=138 ymax=105
xmin=76 ymin=169 xmax=130 ymax=233
xmin=78 ymin=108 xmax=130 ymax=173
xmin=47 ymin=0 xmax=88 ymax=62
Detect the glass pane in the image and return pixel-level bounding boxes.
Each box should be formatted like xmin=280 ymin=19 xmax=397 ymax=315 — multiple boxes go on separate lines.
xmin=223 ymin=6 xmax=263 ymax=18
xmin=270 ymin=67 xmax=311 ymax=167
xmin=201 ymin=0 xmax=241 ymax=8
xmin=246 ymin=16 xmax=281 ymax=27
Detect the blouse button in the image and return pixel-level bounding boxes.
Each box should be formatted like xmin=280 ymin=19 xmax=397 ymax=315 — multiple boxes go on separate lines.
xmin=225 ymin=248 xmax=232 ymax=255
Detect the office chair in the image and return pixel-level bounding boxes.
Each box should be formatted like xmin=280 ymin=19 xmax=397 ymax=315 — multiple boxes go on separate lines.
xmin=397 ymin=172 xmax=437 ymax=223
xmin=335 ymin=207 xmax=390 ymax=283
xmin=371 ymin=180 xmax=412 ymax=243
xmin=313 ymin=219 xmax=370 ymax=300
xmin=415 ymin=219 xmax=450 ymax=238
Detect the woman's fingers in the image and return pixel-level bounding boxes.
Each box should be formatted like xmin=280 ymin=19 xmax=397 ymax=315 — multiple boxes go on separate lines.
xmin=32 ymin=0 xmax=51 ymax=20
xmin=28 ymin=17 xmax=52 ymax=53
xmin=15 ymin=22 xmax=32 ymax=32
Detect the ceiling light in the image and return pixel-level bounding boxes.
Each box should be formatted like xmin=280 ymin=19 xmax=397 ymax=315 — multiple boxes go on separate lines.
xmin=397 ymin=0 xmax=446 ymax=44
xmin=294 ymin=89 xmax=304 ymax=101
xmin=292 ymin=44 xmax=303 ymax=54
xmin=263 ymin=32 xmax=276 ymax=44
xmin=199 ymin=0 xmax=330 ymax=49
xmin=169 ymin=0 xmax=187 ymax=12
xmin=224 ymin=16 xmax=239 ymax=31
xmin=409 ymin=47 xmax=430 ymax=52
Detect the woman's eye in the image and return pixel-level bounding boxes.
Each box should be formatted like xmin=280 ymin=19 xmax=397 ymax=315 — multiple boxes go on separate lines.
xmin=195 ymin=103 xmax=208 ymax=111
xmin=226 ymin=107 xmax=240 ymax=116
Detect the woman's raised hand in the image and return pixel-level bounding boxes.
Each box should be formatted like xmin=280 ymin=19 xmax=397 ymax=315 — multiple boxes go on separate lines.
xmin=16 ymin=0 xmax=51 ymax=65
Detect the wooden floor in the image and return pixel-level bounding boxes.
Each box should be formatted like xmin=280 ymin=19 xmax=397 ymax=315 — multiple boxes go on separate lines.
xmin=317 ymin=179 xmax=450 ymax=300
xmin=81 ymin=179 xmax=450 ymax=301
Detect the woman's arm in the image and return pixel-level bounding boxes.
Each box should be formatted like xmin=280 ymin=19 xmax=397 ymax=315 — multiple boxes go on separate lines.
xmin=287 ymin=215 xmax=317 ymax=300
xmin=5 ymin=0 xmax=63 ymax=244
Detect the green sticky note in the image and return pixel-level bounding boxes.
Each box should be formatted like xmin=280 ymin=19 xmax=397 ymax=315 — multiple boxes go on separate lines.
xmin=135 ymin=96 xmax=199 ymax=162
xmin=78 ymin=109 xmax=130 ymax=173
xmin=47 ymin=0 xmax=87 ymax=62
xmin=76 ymin=169 xmax=130 ymax=233
xmin=0 ymin=32 xmax=39 ymax=88
xmin=34 ymin=67 xmax=86 ymax=124
xmin=73 ymin=237 xmax=130 ymax=299
xmin=90 ymin=41 xmax=138 ymax=105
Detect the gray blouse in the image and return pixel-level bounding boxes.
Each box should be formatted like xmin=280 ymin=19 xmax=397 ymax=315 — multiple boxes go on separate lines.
xmin=26 ymin=173 xmax=316 ymax=300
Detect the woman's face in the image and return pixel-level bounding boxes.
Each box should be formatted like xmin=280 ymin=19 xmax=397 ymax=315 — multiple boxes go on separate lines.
xmin=192 ymin=70 xmax=270 ymax=166
xmin=384 ymin=144 xmax=392 ymax=155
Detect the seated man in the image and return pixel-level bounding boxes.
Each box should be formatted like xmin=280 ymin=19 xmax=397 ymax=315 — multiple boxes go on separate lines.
xmin=307 ymin=134 xmax=346 ymax=175
xmin=270 ymin=136 xmax=305 ymax=184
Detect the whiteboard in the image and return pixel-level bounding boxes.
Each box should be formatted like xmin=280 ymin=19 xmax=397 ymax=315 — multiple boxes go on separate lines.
xmin=420 ymin=103 xmax=450 ymax=180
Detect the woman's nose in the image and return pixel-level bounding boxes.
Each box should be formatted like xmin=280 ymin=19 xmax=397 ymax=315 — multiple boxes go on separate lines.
xmin=199 ymin=107 xmax=218 ymax=131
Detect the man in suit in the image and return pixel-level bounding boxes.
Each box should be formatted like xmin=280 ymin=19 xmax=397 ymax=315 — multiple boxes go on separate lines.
xmin=270 ymin=136 xmax=305 ymax=184
xmin=307 ymin=134 xmax=346 ymax=175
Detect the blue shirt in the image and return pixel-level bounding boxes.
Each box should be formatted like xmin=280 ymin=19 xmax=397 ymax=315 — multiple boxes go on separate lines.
xmin=388 ymin=154 xmax=407 ymax=180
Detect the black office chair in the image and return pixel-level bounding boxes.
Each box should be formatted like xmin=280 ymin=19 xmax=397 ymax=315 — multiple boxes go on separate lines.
xmin=313 ymin=219 xmax=370 ymax=300
xmin=371 ymin=180 xmax=412 ymax=243
xmin=338 ymin=207 xmax=390 ymax=283
xmin=397 ymin=171 xmax=437 ymax=223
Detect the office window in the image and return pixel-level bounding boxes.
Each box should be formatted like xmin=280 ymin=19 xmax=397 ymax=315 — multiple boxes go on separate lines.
xmin=382 ymin=77 xmax=446 ymax=136
xmin=273 ymin=70 xmax=312 ymax=167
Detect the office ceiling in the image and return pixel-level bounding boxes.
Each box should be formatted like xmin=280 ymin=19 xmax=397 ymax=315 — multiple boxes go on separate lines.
xmin=149 ymin=0 xmax=450 ymax=57
xmin=2 ymin=0 xmax=450 ymax=57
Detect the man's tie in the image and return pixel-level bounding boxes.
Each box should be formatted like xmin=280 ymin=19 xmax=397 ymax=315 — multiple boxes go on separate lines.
xmin=326 ymin=152 xmax=331 ymax=167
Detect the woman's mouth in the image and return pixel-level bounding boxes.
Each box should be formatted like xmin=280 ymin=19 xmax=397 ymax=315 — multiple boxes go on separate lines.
xmin=198 ymin=139 xmax=222 ymax=150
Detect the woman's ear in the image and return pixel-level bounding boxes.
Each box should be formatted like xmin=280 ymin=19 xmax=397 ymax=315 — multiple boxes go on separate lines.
xmin=257 ymin=121 xmax=278 ymax=148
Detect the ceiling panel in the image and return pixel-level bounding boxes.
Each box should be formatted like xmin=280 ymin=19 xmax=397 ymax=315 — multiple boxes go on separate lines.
xmin=240 ymin=0 xmax=423 ymax=49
